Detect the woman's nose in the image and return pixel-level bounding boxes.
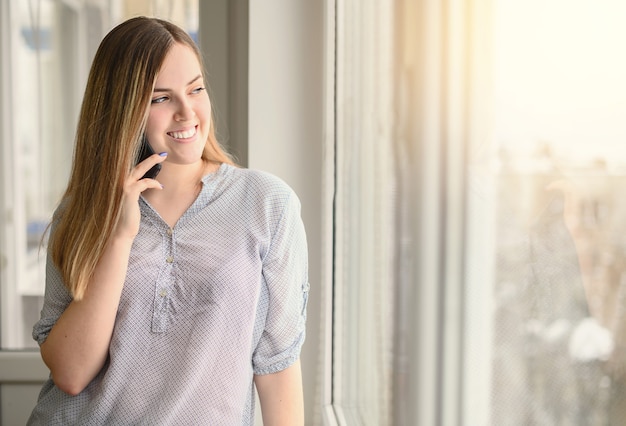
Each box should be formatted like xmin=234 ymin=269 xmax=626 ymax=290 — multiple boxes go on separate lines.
xmin=174 ymin=99 xmax=195 ymax=121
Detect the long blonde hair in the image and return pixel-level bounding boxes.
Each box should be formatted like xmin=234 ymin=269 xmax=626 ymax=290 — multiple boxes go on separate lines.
xmin=50 ymin=17 xmax=233 ymax=300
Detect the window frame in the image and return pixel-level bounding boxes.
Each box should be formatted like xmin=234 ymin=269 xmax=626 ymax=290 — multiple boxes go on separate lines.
xmin=322 ymin=0 xmax=496 ymax=424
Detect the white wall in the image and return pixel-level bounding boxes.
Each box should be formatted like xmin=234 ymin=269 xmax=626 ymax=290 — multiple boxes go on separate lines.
xmin=248 ymin=3 xmax=325 ymax=424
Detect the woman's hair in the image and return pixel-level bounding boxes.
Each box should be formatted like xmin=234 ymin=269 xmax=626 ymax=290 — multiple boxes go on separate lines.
xmin=49 ymin=16 xmax=233 ymax=300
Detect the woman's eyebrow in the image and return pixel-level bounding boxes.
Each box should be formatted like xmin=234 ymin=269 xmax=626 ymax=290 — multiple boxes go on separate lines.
xmin=153 ymin=74 xmax=203 ymax=92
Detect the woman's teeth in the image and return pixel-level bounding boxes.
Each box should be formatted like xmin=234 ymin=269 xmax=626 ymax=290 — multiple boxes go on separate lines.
xmin=168 ymin=127 xmax=196 ymax=139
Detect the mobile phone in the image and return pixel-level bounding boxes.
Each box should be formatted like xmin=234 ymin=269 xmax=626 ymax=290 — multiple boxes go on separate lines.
xmin=137 ymin=135 xmax=161 ymax=179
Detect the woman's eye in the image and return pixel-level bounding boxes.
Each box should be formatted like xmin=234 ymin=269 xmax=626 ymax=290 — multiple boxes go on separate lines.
xmin=191 ymin=87 xmax=206 ymax=95
xmin=151 ymin=96 xmax=168 ymax=104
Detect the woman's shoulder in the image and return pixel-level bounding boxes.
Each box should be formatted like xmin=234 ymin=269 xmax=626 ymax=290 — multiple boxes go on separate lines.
xmin=224 ymin=165 xmax=296 ymax=199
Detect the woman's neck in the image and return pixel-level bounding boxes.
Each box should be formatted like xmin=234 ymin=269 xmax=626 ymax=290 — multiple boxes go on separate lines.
xmin=155 ymin=159 xmax=212 ymax=191
xmin=141 ymin=160 xmax=219 ymax=228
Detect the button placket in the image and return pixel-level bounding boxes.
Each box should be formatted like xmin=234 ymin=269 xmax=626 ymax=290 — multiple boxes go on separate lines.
xmin=166 ymin=227 xmax=175 ymax=264
xmin=151 ymin=225 xmax=176 ymax=333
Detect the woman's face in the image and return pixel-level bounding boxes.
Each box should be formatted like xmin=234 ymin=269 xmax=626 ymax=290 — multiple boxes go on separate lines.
xmin=145 ymin=42 xmax=211 ymax=166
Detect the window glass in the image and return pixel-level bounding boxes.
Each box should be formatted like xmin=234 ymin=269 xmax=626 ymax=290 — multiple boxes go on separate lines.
xmin=489 ymin=0 xmax=626 ymax=423
xmin=330 ymin=0 xmax=626 ymax=424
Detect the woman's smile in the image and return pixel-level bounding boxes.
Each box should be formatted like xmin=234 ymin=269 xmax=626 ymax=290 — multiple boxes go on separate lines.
xmin=167 ymin=125 xmax=198 ymax=141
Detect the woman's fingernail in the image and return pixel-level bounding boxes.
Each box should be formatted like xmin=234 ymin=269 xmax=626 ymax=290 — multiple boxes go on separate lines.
xmin=159 ymin=152 xmax=168 ymax=156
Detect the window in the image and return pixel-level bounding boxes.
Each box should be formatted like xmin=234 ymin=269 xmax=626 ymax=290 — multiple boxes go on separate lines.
xmin=325 ymin=0 xmax=626 ymax=424
xmin=0 ymin=0 xmax=81 ymax=350
xmin=328 ymin=0 xmax=396 ymax=423
xmin=487 ymin=1 xmax=626 ymax=423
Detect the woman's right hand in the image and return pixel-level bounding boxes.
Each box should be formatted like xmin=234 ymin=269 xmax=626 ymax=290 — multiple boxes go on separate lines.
xmin=114 ymin=152 xmax=167 ymax=240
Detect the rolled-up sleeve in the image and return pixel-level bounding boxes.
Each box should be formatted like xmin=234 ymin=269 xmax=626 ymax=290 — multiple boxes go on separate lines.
xmin=32 ymin=250 xmax=73 ymax=346
xmin=252 ymin=191 xmax=309 ymax=375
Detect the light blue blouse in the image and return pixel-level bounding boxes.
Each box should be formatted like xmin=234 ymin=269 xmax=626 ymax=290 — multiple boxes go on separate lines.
xmin=28 ymin=164 xmax=309 ymax=425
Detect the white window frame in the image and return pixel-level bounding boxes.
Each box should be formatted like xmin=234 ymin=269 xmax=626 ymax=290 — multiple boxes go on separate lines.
xmin=320 ymin=0 xmax=496 ymax=424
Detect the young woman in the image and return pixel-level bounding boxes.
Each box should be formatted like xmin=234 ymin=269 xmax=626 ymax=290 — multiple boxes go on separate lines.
xmin=28 ymin=16 xmax=308 ymax=425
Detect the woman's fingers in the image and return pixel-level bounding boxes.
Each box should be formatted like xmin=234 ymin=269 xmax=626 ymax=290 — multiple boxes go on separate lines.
xmin=128 ymin=176 xmax=163 ymax=193
xmin=114 ymin=153 xmax=167 ymax=239
xmin=132 ymin=152 xmax=168 ymax=180
xmin=127 ymin=152 xmax=167 ymax=193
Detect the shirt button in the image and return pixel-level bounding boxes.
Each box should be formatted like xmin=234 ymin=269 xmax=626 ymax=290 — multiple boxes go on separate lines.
xmin=159 ymin=289 xmax=167 ymax=297
xmin=166 ymin=256 xmax=174 ymax=263
xmin=167 ymin=228 xmax=173 ymax=236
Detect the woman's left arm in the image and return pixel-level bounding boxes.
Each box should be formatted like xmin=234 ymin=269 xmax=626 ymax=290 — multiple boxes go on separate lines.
xmin=254 ymin=359 xmax=304 ymax=425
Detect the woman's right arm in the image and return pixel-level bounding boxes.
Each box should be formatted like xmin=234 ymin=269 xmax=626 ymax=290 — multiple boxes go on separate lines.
xmin=40 ymin=235 xmax=134 ymax=396
xmin=39 ymin=153 xmax=166 ymax=396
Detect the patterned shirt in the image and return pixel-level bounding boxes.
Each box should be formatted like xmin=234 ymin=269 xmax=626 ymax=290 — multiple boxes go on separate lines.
xmin=28 ymin=164 xmax=309 ymax=425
